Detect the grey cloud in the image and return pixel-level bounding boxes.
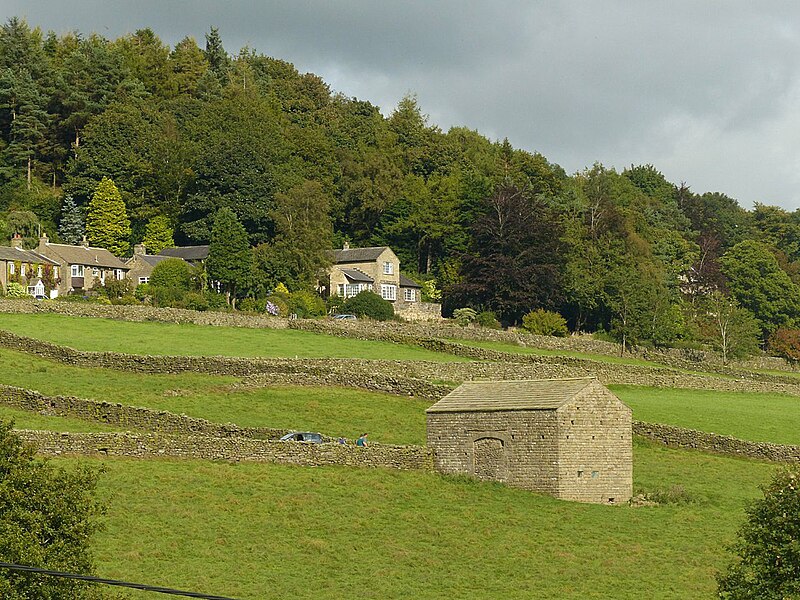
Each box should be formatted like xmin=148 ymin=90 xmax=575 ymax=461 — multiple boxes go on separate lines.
xmin=4 ymin=0 xmax=800 ymax=208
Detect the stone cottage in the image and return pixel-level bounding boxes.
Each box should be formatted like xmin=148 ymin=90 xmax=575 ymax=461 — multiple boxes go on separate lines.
xmin=36 ymin=234 xmax=129 ymax=296
xmin=0 ymin=236 xmax=60 ymax=297
xmin=323 ymin=243 xmax=438 ymax=319
xmin=426 ymin=377 xmax=632 ymax=504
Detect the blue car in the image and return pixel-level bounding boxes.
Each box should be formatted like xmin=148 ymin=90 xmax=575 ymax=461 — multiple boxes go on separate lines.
xmin=279 ymin=431 xmax=324 ymax=443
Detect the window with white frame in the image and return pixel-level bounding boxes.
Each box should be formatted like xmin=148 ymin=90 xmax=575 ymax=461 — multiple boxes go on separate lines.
xmin=71 ymin=264 xmax=84 ymax=277
xmin=36 ymin=265 xmax=42 ymax=277
xmin=380 ymin=284 xmax=396 ymax=301
xmin=404 ymin=288 xmax=416 ymax=301
xmin=139 ymin=277 xmax=149 ymax=284
xmin=20 ymin=264 xmax=25 ymax=277
xmin=383 ymin=261 xmax=393 ymax=275
xmin=337 ymin=283 xmax=346 ymax=296
xmin=92 ymin=267 xmax=100 ymax=278
xmin=53 ymin=266 xmax=59 ymax=279
xmin=115 ymin=269 xmax=123 ymax=280
xmin=8 ymin=262 xmax=14 ymax=275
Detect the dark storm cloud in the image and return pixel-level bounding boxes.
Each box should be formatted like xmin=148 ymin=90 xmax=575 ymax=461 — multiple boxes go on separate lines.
xmin=5 ymin=1 xmax=800 ymax=208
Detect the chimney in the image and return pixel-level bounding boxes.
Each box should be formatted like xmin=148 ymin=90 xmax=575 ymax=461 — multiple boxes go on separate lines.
xmin=38 ymin=232 xmax=49 ymax=253
xmin=10 ymin=234 xmax=23 ymax=249
xmin=81 ymin=235 xmax=89 ymax=247
xmin=343 ymin=241 xmax=350 ymax=250
xmin=134 ymin=243 xmax=146 ymax=256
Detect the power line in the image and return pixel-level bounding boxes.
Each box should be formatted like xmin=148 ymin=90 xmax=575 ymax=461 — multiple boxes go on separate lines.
xmin=0 ymin=562 xmax=239 ymax=599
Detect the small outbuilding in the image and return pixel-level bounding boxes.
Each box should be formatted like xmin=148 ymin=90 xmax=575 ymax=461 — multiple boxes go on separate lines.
xmin=426 ymin=377 xmax=632 ymax=504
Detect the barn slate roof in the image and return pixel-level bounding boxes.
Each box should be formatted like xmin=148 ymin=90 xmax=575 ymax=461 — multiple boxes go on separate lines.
xmin=331 ymin=246 xmax=390 ymax=263
xmin=426 ymin=378 xmax=599 ymax=413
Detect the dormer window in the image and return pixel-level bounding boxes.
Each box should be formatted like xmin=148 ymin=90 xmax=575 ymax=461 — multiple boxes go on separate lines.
xmin=383 ymin=261 xmax=393 ymax=275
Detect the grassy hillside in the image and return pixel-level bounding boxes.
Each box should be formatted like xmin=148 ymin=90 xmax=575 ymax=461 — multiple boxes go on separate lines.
xmin=0 ymin=313 xmax=465 ymax=361
xmin=612 ymin=385 xmax=800 ymax=445
xmin=52 ymin=440 xmax=773 ymax=600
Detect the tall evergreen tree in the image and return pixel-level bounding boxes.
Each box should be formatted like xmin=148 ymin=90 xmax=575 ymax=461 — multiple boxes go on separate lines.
xmin=206 ymin=206 xmax=252 ymax=307
xmin=141 ymin=214 xmax=174 ymax=254
xmin=57 ymin=194 xmax=84 ymax=244
xmin=85 ymin=176 xmax=131 ymax=255
xmin=203 ymin=26 xmax=229 ymax=81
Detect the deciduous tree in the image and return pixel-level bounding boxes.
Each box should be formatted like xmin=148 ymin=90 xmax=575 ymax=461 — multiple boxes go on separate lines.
xmin=0 ymin=420 xmax=105 ymax=599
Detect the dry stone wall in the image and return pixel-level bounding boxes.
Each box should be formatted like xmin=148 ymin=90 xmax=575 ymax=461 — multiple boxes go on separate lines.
xmin=3 ymin=328 xmax=800 ymax=397
xmin=0 ymin=384 xmax=284 ymax=439
xmin=633 ymin=421 xmax=800 ymax=462
xmin=17 ymin=430 xmax=434 ymax=471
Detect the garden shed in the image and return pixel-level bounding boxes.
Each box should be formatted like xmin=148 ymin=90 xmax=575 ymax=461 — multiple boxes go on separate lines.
xmin=426 ymin=377 xmax=632 ymax=504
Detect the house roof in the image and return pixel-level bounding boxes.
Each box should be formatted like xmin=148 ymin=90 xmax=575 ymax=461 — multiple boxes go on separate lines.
xmin=331 ymin=246 xmax=390 ymax=264
xmin=399 ymin=274 xmax=422 ymax=288
xmin=341 ymin=268 xmax=374 ymax=283
xmin=426 ymin=378 xmax=599 ymax=413
xmin=37 ymin=243 xmax=126 ymax=269
xmin=159 ymin=245 xmax=209 ymax=261
xmin=0 ymin=246 xmax=59 ymax=265
xmin=139 ymin=254 xmax=188 ymax=268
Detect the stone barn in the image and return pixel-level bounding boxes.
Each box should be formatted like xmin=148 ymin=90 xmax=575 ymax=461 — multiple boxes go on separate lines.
xmin=426 ymin=377 xmax=632 ymax=504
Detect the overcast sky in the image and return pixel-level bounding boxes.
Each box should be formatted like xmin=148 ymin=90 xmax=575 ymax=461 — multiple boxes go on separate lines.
xmin=5 ymin=1 xmax=800 ymax=210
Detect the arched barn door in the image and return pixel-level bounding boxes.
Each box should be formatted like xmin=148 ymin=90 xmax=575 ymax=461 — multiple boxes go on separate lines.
xmin=472 ymin=437 xmax=507 ymax=481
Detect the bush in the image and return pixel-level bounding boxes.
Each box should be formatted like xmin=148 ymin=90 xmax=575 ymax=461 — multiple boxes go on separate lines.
xmin=266 ymin=293 xmax=288 ymax=317
xmin=150 ymin=258 xmax=194 ymax=290
xmin=150 ymin=285 xmax=186 ymax=308
xmin=288 ymin=290 xmax=326 ymax=318
xmin=341 ymin=291 xmax=394 ymax=321
xmin=452 ymin=307 xmax=477 ymax=326
xmin=521 ymin=309 xmax=568 ymax=337
xmin=102 ymin=277 xmax=134 ymax=299
xmin=0 ymin=421 xmax=104 ymax=598
xmin=184 ymin=292 xmax=209 ymax=311
xmin=110 ymin=295 xmax=139 ymax=306
xmin=204 ymin=290 xmax=228 ymax=311
xmin=718 ymin=466 xmax=800 ymax=599
xmin=476 ymin=311 xmax=501 ymax=329
xmin=768 ymin=328 xmax=800 ymax=363
xmin=4 ymin=282 xmax=28 ymax=298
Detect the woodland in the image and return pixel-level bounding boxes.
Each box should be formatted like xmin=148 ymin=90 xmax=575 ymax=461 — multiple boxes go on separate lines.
xmin=2 ymin=18 xmax=800 ymax=356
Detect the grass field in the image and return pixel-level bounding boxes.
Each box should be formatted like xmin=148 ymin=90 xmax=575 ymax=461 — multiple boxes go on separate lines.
xmin=6 ymin=348 xmax=800 ymax=446
xmin=0 ymin=312 xmax=465 ymax=361
xmin=612 ymin=385 xmax=800 ymax=445
xmin=0 ymin=348 xmax=429 ymax=445
xmin=50 ymin=440 xmax=773 ymax=600
xmin=0 ymin=405 xmax=121 ymax=432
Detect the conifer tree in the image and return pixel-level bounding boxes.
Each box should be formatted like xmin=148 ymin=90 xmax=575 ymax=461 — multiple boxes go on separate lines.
xmin=85 ymin=176 xmax=131 ymax=255
xmin=141 ymin=214 xmax=174 ymax=254
xmin=57 ymin=194 xmax=84 ymax=245
xmin=206 ymin=206 xmax=252 ymax=307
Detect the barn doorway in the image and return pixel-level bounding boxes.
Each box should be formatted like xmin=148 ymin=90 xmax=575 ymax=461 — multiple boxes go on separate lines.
xmin=473 ymin=437 xmax=507 ymax=481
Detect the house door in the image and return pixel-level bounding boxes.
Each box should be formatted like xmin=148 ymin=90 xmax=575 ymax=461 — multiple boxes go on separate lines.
xmin=473 ymin=437 xmax=507 ymax=481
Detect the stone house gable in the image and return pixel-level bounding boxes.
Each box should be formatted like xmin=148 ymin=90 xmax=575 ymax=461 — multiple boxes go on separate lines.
xmin=0 ymin=239 xmax=60 ymax=297
xmin=426 ymin=377 xmax=632 ymax=504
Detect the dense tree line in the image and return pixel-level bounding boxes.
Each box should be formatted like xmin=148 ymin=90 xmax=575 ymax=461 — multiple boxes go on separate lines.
xmin=4 ymin=18 xmax=800 ymax=354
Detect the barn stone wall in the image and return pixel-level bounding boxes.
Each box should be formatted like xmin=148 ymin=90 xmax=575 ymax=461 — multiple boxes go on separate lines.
xmin=556 ymin=385 xmax=632 ymax=504
xmin=427 ymin=410 xmax=560 ymax=496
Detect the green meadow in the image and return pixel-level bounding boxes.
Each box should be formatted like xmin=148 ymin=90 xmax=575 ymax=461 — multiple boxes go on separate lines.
xmin=2 ymin=314 xmax=797 ymax=598
xmin=0 ymin=312 xmax=464 ymax=361
xmin=53 ymin=440 xmax=774 ymax=600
